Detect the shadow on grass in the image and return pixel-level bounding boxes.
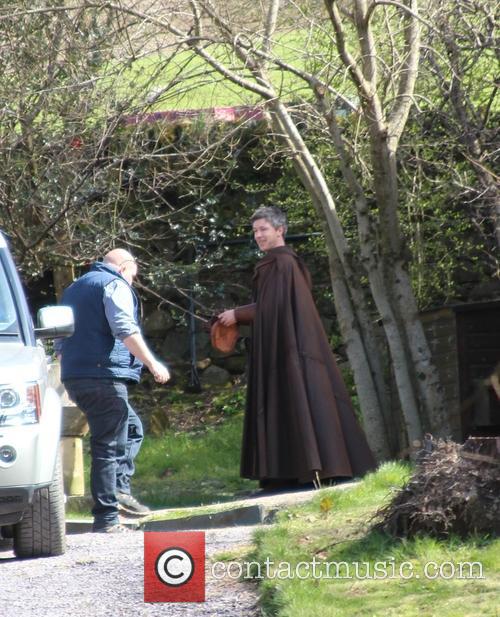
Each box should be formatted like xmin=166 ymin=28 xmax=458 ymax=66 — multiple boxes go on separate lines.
xmin=332 ymin=527 xmax=496 ymax=565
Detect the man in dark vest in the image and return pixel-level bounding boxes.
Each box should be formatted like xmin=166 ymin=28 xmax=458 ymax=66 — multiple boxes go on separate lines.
xmin=218 ymin=207 xmax=377 ymax=490
xmin=58 ymin=248 xmax=170 ymax=532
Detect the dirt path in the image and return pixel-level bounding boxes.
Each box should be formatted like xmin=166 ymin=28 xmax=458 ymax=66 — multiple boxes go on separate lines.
xmin=0 ymin=526 xmax=260 ymax=617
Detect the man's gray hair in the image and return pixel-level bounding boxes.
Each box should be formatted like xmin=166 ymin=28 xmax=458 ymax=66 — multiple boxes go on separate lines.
xmin=250 ymin=206 xmax=288 ymax=235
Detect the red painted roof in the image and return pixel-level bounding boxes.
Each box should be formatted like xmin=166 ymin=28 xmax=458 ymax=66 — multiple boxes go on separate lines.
xmin=122 ymin=105 xmax=264 ymax=126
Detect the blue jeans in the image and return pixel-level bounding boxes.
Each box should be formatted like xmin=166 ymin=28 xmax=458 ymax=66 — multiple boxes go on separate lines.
xmin=64 ymin=378 xmax=144 ymax=528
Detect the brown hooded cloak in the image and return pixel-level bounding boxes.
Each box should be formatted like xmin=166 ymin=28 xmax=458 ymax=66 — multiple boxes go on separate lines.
xmin=234 ymin=245 xmax=377 ymax=484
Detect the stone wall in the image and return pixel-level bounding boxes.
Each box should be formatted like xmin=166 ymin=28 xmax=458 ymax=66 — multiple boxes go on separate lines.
xmin=143 ymin=305 xmax=252 ymax=386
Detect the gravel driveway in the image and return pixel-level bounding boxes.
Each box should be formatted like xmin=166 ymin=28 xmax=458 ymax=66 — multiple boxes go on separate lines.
xmin=0 ymin=526 xmax=261 ymax=617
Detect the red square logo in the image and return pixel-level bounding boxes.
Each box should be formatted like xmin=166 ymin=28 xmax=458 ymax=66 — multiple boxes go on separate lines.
xmin=144 ymin=531 xmax=205 ymax=603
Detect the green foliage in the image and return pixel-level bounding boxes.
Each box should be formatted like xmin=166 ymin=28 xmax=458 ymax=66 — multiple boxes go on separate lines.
xmin=249 ymin=462 xmax=500 ymax=617
xmin=212 ymin=388 xmax=246 ymax=416
xmin=398 ymin=108 xmax=498 ymax=307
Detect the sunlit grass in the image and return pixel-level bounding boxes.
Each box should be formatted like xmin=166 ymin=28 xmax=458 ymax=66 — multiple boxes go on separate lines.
xmin=248 ymin=462 xmax=499 ymax=617
xmin=132 ymin=412 xmax=257 ymax=507
xmin=100 ymin=30 xmax=319 ymax=114
xmin=68 ymin=406 xmax=257 ymax=515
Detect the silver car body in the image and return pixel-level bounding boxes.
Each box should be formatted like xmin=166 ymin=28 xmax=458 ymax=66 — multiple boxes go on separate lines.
xmin=0 ymin=343 xmax=62 ymax=489
xmin=0 ymin=230 xmax=73 ymax=531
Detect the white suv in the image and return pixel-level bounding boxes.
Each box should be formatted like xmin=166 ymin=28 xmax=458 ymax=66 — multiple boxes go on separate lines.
xmin=0 ymin=231 xmax=74 ymax=558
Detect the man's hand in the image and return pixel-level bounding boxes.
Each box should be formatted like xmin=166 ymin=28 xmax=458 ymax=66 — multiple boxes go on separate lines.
xmin=122 ymin=333 xmax=171 ymax=384
xmin=218 ymin=309 xmax=236 ymax=326
xmin=147 ymin=359 xmax=171 ymax=384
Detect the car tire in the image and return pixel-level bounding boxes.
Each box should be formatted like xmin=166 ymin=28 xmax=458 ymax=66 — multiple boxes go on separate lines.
xmin=13 ymin=453 xmax=66 ymax=558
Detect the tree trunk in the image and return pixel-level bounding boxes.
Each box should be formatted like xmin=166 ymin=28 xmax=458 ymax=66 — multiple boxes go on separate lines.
xmin=374 ymin=133 xmax=450 ymax=436
xmin=53 ymin=265 xmax=75 ymax=302
xmin=268 ymin=103 xmax=392 ymax=459
xmin=326 ymin=243 xmax=394 ymax=459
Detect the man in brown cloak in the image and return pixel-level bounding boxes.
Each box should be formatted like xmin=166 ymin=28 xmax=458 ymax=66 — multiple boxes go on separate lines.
xmin=218 ymin=206 xmax=377 ymax=488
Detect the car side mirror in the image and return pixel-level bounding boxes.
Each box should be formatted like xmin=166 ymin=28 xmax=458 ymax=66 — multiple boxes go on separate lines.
xmin=35 ymin=306 xmax=74 ymax=339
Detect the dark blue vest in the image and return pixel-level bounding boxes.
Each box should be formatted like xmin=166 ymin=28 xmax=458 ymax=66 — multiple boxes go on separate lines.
xmin=60 ymin=262 xmax=143 ymax=382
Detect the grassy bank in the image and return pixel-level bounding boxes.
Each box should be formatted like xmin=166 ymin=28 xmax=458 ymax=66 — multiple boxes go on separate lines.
xmin=248 ymin=462 xmax=499 ymax=617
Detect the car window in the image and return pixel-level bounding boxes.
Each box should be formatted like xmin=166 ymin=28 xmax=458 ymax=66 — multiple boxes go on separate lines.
xmin=0 ymin=261 xmax=20 ymax=336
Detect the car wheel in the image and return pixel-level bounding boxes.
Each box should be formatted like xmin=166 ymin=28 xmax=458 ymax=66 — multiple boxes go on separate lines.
xmin=13 ymin=453 xmax=66 ymax=558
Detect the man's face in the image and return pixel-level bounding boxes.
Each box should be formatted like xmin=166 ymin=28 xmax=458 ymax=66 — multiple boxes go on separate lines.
xmin=252 ymin=218 xmax=285 ymax=252
xmin=119 ymin=259 xmax=138 ymax=285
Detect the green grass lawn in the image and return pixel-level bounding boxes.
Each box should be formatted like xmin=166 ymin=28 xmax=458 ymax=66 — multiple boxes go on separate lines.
xmin=131 ymin=411 xmax=257 ymax=508
xmin=66 ymin=385 xmax=258 ymax=516
xmin=246 ymin=462 xmax=499 ymax=617
xmin=102 ymin=29 xmax=321 ymax=113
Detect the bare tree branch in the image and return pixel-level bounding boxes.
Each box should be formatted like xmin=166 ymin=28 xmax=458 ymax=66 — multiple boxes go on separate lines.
xmin=387 ymin=0 xmax=421 ymax=146
xmin=262 ymin=0 xmax=281 ymax=59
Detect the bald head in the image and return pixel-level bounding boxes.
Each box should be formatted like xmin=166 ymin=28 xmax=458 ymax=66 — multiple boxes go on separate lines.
xmin=103 ymin=248 xmax=138 ymax=284
xmin=104 ymin=248 xmax=134 ymax=267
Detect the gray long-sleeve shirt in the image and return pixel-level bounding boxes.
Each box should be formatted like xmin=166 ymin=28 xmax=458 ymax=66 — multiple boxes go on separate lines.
xmin=102 ymin=279 xmax=140 ymax=340
xmin=54 ymin=277 xmax=139 ymax=355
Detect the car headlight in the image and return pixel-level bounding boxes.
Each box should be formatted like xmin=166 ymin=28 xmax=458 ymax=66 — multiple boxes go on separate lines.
xmin=0 ymin=383 xmax=41 ymax=427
